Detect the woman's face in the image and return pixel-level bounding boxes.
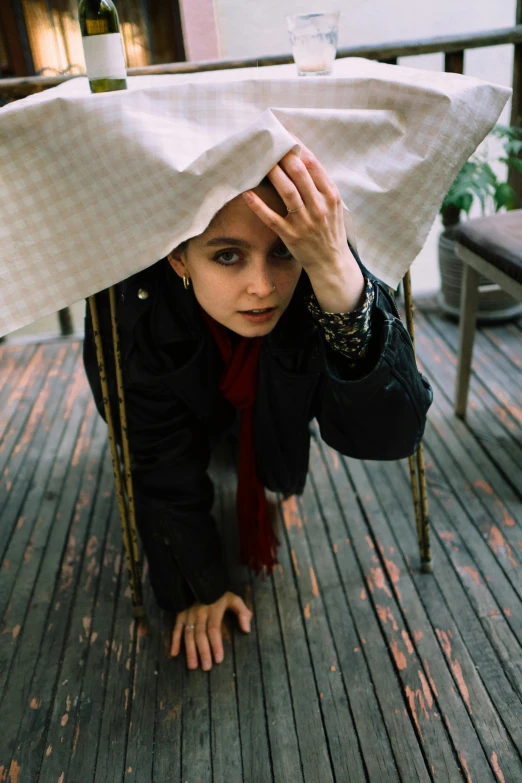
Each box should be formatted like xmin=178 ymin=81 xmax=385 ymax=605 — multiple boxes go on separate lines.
xmin=168 ymin=185 xmax=302 ymax=337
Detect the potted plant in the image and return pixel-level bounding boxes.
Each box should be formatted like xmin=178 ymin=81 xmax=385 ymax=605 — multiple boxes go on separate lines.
xmin=438 ymin=124 xmax=522 ymax=321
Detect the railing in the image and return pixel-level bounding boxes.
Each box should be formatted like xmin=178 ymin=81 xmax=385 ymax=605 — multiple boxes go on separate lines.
xmin=1 ymin=23 xmax=521 ymax=339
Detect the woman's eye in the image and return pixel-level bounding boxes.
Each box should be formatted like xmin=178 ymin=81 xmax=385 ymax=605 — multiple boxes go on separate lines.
xmin=272 ymin=245 xmax=292 ymax=259
xmin=214 ymin=250 xmax=240 ymax=265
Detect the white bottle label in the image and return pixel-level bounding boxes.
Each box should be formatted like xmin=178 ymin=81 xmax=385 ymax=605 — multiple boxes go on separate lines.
xmin=82 ymin=33 xmax=127 ymax=80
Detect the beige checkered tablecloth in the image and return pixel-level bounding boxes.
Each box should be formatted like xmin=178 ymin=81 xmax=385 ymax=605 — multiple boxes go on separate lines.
xmin=0 ymin=57 xmax=510 ymax=337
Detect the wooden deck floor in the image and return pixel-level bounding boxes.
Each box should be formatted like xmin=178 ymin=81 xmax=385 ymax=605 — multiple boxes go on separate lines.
xmin=1 ymin=303 xmax=522 ymax=783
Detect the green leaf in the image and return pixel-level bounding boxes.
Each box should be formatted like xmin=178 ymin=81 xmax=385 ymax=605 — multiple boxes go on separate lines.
xmin=474 ymin=175 xmax=495 ymax=195
xmin=492 ymin=124 xmax=522 ymax=141
xmin=439 ymin=128 xmax=522 ymax=215
xmin=508 ymin=158 xmax=522 ymax=174
xmin=504 ymin=140 xmax=522 ymax=156
xmin=457 ymin=193 xmax=473 ymax=214
xmin=494 ymin=183 xmax=517 ymax=211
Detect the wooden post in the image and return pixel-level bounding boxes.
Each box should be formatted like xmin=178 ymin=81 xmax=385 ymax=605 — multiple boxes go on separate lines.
xmin=0 ymin=0 xmax=35 ymax=77
xmin=140 ymin=0 xmax=186 ymax=64
xmin=58 ymin=307 xmax=74 ymax=336
xmin=440 ymin=51 xmax=466 ymax=228
xmin=510 ymin=0 xmax=522 ymax=204
xmin=444 ymin=49 xmax=464 ymax=75
xmin=455 ymin=261 xmax=480 ymax=419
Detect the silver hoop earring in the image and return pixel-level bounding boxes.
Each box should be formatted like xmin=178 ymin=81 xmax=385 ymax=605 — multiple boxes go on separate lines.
xmin=183 ymin=274 xmax=191 ymax=290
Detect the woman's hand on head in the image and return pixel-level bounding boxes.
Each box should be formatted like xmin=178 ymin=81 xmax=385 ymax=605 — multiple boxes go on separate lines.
xmin=243 ymin=136 xmax=365 ymax=313
xmin=170 ymin=591 xmax=253 ymax=671
xmin=242 ymin=138 xmax=353 ymax=275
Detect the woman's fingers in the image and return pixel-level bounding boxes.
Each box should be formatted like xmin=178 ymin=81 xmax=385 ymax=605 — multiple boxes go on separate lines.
xmin=226 ymin=593 xmax=253 ymax=633
xmin=243 ymin=154 xmax=317 ymax=231
xmin=173 ymin=608 xmax=222 ymax=671
xmin=170 ymin=592 xmax=252 ymax=671
xmin=207 ymin=615 xmax=225 ymax=664
xmin=287 ymin=137 xmax=338 ymax=198
xmin=242 ymin=189 xmax=289 ymax=235
xmin=183 ymin=624 xmax=199 ymax=669
xmin=267 ymin=159 xmax=312 ymax=211
xmin=243 ymin=148 xmax=339 ymax=234
xmin=268 ymin=160 xmax=305 ymax=209
xmin=195 ymin=616 xmax=213 ymax=671
xmin=170 ymin=611 xmax=187 ymax=657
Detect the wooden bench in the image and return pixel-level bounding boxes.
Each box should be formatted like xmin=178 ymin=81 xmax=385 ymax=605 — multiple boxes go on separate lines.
xmin=454 ymin=210 xmax=522 ymax=419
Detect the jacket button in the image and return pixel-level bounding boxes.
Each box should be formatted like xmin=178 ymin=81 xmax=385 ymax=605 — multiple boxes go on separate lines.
xmin=137 ymin=288 xmax=149 ymax=300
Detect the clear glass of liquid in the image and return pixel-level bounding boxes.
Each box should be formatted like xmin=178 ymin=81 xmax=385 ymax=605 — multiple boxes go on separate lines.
xmin=286 ymin=12 xmax=340 ymax=76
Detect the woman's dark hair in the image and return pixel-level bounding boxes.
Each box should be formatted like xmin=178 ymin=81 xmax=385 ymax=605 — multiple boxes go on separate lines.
xmin=169 ymin=175 xmax=275 ymax=258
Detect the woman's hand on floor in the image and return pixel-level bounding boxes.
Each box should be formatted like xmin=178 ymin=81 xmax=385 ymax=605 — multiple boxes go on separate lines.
xmin=170 ymin=591 xmax=253 ymax=671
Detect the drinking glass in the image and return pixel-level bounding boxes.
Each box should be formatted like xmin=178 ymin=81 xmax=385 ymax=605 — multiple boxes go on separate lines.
xmin=286 ymin=12 xmax=340 ymax=76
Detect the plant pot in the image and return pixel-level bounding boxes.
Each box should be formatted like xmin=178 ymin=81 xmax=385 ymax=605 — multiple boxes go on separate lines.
xmin=438 ymin=226 xmax=522 ymax=323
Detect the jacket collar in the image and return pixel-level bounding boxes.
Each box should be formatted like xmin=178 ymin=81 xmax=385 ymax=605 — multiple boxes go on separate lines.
xmin=120 ymin=257 xmax=203 ymax=345
xmin=122 ymin=257 xmax=317 ymax=353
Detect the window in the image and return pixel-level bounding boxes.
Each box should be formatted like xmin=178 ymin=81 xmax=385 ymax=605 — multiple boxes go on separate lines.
xmin=0 ymin=0 xmax=186 ymax=77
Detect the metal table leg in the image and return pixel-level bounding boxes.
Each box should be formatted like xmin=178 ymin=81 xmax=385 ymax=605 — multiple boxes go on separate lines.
xmin=401 ymin=271 xmax=433 ymax=573
xmin=88 ymin=290 xmax=146 ymax=619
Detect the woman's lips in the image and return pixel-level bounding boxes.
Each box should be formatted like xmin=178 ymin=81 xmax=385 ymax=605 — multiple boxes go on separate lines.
xmin=238 ymin=307 xmax=276 ymax=323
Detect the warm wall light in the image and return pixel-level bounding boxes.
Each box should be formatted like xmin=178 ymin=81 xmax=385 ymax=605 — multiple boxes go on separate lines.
xmin=18 ymin=1 xmax=150 ymax=75
xmin=21 ymin=0 xmax=68 ymax=73
xmin=120 ymin=21 xmax=149 ymax=68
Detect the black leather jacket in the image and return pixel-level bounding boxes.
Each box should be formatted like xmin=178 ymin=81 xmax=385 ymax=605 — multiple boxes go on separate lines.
xmin=83 ymin=255 xmax=433 ymax=614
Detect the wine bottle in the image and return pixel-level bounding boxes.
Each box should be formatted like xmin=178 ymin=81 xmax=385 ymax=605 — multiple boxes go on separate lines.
xmin=78 ymin=0 xmax=127 ymax=93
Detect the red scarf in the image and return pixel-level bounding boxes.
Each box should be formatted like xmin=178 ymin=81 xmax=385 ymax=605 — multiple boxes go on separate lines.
xmin=201 ymin=309 xmax=280 ymax=575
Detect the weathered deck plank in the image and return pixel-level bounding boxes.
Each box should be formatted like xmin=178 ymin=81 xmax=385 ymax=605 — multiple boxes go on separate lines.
xmin=0 ymin=306 xmax=521 ymax=782
xmin=277 ymin=489 xmax=369 ymax=783
xmin=338 ymin=449 xmax=510 ymax=781
xmin=373 ymin=455 xmax=522 ymax=776
xmin=41 ymin=437 xmax=115 ymax=780
xmin=211 ymin=481 xmax=252 ymax=783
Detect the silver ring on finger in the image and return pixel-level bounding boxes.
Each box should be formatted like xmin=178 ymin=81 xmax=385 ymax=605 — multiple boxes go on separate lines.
xmin=184 ymin=624 xmax=196 ymax=630
xmin=286 ymin=201 xmax=304 ymax=215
